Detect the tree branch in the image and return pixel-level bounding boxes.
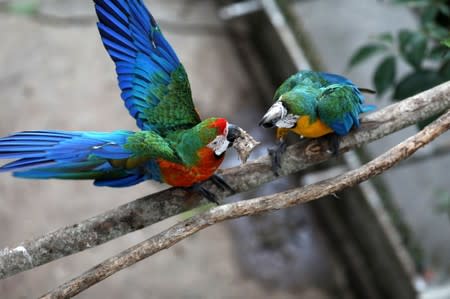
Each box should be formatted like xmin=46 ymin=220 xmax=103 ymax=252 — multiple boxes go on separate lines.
xmin=1 ymin=82 xmax=449 ymax=280
xmin=399 ymin=138 xmax=450 ymax=167
xmin=39 ymin=108 xmax=450 ymax=299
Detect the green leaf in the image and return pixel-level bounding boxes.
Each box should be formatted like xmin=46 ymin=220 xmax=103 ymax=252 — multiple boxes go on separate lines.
xmin=438 ymin=3 xmax=450 ymax=16
xmin=391 ymin=0 xmax=430 ymax=7
xmin=442 ymin=37 xmax=450 ymax=48
xmin=439 ymin=60 xmax=450 ymax=80
xmin=441 ymin=38 xmax=450 ymax=60
xmin=7 ymin=0 xmax=38 ymax=15
xmin=373 ymin=56 xmax=396 ymax=95
xmin=421 ymin=6 xmax=438 ymax=26
xmin=433 ymin=190 xmax=450 ymax=220
xmin=399 ymin=30 xmax=413 ymax=45
xmin=375 ymin=32 xmax=394 ymax=44
xmin=348 ymin=44 xmax=388 ymax=68
xmin=398 ymin=30 xmax=427 ymax=70
xmin=394 ymin=70 xmax=447 ymax=130
xmin=393 ymin=70 xmax=445 ymax=100
xmin=425 ymin=23 xmax=450 ymax=40
xmin=428 ymin=44 xmax=450 ymax=60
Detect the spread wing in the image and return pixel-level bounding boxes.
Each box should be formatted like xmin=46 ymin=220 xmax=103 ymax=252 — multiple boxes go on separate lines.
xmin=94 ymin=0 xmax=201 ymax=135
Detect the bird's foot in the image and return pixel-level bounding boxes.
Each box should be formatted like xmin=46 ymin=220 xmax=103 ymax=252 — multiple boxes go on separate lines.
xmin=211 ymin=174 xmax=235 ymax=194
xmin=189 ymin=183 xmax=220 ymax=205
xmin=268 ymin=140 xmax=287 ymax=176
xmin=326 ymin=134 xmax=341 ymax=156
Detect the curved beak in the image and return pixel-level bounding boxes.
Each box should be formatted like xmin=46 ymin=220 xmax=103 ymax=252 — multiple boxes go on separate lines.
xmin=226 ymin=124 xmax=242 ymax=145
xmin=258 ymin=101 xmax=286 ymax=128
xmin=226 ymin=123 xmax=260 ymax=164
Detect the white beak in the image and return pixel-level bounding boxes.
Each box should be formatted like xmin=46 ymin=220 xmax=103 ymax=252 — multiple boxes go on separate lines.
xmin=259 ymin=101 xmax=287 ymax=128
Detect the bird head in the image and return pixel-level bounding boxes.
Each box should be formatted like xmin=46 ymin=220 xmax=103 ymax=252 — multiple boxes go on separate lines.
xmin=195 ymin=118 xmax=243 ymax=157
xmin=195 ymin=118 xmax=259 ymax=163
xmin=259 ymin=88 xmax=318 ymax=129
xmin=258 ymin=99 xmax=299 ymax=129
xmin=178 ymin=118 xmax=258 ymax=165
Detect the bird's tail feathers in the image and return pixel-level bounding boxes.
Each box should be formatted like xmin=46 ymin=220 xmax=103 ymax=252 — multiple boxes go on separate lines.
xmin=0 ymin=130 xmax=147 ymax=187
xmin=358 ymin=87 xmax=376 ymax=94
xmin=362 ymin=104 xmax=377 ymax=113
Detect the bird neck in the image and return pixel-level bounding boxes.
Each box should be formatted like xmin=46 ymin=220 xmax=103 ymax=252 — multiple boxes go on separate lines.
xmin=282 ymin=87 xmax=318 ymax=122
xmin=170 ymin=121 xmax=219 ymax=167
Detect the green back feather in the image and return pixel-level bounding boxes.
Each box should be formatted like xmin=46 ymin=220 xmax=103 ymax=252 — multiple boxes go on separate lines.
xmin=273 ymin=71 xmax=328 ymax=101
xmin=124 ymin=118 xmax=222 ymax=167
xmin=280 ymin=86 xmax=320 ymax=123
xmin=174 ymin=118 xmax=222 ymax=166
xmin=143 ymin=66 xmax=201 ymax=136
xmin=125 ymin=131 xmax=179 ymax=162
xmin=317 ymin=84 xmax=361 ymax=125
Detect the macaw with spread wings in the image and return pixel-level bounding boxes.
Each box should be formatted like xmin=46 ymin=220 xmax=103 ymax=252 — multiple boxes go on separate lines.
xmin=0 ymin=0 xmax=248 ymax=202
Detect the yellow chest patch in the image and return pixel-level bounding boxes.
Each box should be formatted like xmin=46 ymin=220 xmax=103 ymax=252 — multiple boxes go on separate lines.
xmin=290 ymin=116 xmax=333 ymax=138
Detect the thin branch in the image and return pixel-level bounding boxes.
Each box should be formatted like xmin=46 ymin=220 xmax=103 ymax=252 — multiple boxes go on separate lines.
xmin=40 ymin=109 xmax=450 ymax=299
xmin=1 ymin=82 xmax=450 ymax=279
xmin=398 ymin=138 xmax=450 ymax=167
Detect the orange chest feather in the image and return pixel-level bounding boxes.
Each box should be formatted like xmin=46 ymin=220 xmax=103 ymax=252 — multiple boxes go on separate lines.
xmin=157 ymin=147 xmax=224 ymax=187
xmin=290 ymin=116 xmax=333 ymax=138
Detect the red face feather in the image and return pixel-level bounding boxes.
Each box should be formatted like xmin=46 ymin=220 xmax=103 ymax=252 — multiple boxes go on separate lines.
xmin=208 ymin=118 xmax=228 ymax=135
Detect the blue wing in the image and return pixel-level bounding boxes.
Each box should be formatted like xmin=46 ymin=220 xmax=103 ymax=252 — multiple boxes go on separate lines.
xmin=0 ymin=130 xmax=157 ymax=187
xmin=319 ymin=72 xmax=355 ymax=86
xmin=319 ymin=71 xmax=376 ymax=104
xmin=319 ymin=71 xmax=376 ymax=112
xmin=317 ymin=84 xmax=375 ymax=135
xmin=94 ymin=0 xmax=200 ymax=134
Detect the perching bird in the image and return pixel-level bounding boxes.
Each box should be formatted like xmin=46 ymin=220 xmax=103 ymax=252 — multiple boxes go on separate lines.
xmin=259 ymin=70 xmax=375 ymax=174
xmin=0 ymin=0 xmax=248 ymax=202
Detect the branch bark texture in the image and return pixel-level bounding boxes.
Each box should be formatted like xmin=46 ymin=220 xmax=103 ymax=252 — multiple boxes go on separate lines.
xmin=1 ymin=82 xmax=450 ymax=279
xmin=40 ymin=108 xmax=450 ymax=299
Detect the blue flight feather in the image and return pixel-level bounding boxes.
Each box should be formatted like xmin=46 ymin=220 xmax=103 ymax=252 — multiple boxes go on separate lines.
xmin=0 ymin=1 xmax=202 ymax=189
xmin=0 ymin=130 xmax=163 ymax=187
xmin=319 ymin=72 xmax=355 ymax=86
xmin=1 ymin=158 xmax=54 ymax=170
xmin=317 ymin=83 xmax=374 ymax=136
xmin=94 ymin=0 xmax=183 ymax=131
xmin=0 ymin=130 xmax=131 ymax=170
xmin=94 ymin=173 xmax=146 ymax=188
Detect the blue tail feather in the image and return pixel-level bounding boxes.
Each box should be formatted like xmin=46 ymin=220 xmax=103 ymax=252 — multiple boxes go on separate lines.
xmin=0 ymin=151 xmax=46 ymax=159
xmin=1 ymin=158 xmax=54 ymax=170
xmin=362 ymin=104 xmax=377 ymax=113
xmin=0 ymin=130 xmax=155 ymax=187
xmin=94 ymin=173 xmax=146 ymax=187
xmin=0 ymin=140 xmax=57 ymax=146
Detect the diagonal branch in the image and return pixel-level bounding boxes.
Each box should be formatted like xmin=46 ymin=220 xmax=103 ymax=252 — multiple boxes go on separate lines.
xmin=39 ymin=108 xmax=450 ymax=299
xmin=1 ymin=82 xmax=450 ymax=280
